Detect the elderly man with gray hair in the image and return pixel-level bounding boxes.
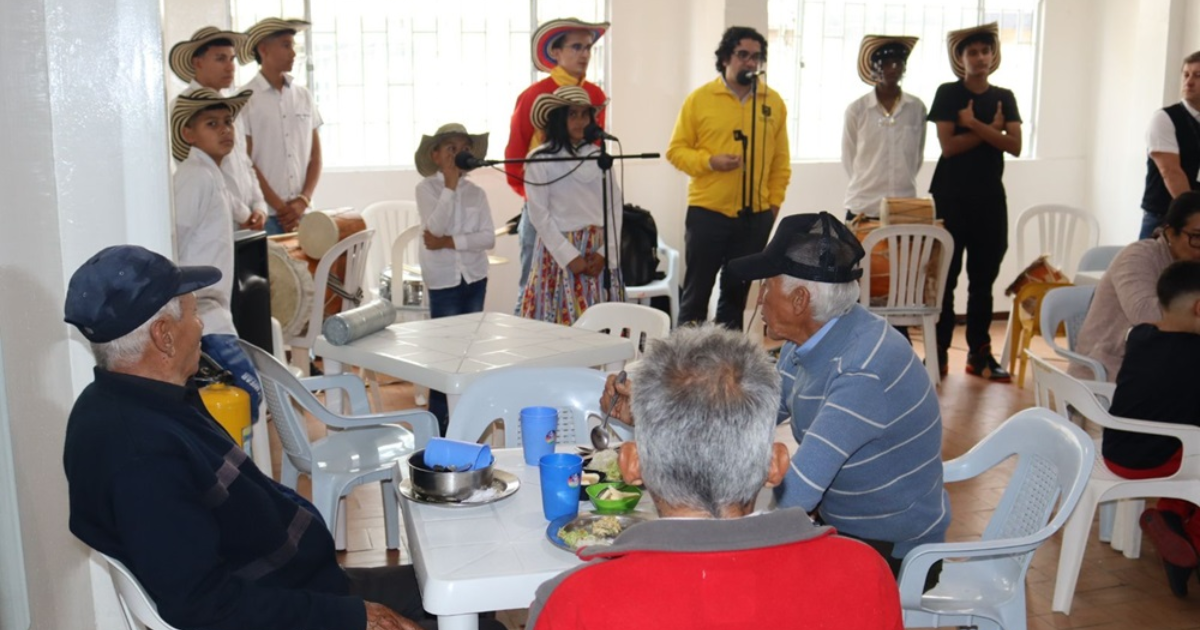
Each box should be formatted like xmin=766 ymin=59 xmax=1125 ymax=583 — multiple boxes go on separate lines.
xmin=603 ymin=212 xmax=950 ymax=589
xmin=530 ymin=325 xmax=902 ymax=629
xmin=60 ymin=245 xmax=452 ymax=630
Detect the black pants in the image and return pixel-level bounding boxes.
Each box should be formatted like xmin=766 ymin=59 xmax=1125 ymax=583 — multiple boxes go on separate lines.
xmin=679 ymin=206 xmax=775 ymax=330
xmin=934 ymin=193 xmax=1008 ymax=354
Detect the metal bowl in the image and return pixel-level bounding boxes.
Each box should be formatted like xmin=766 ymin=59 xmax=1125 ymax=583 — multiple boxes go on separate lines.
xmin=407 ymin=449 xmax=494 ymax=502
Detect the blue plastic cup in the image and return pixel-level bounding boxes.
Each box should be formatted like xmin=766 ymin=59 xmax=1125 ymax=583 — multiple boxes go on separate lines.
xmin=539 ymin=452 xmax=583 ymax=521
xmin=423 ymin=438 xmax=493 ymax=471
xmin=519 ymin=406 xmax=558 ymax=466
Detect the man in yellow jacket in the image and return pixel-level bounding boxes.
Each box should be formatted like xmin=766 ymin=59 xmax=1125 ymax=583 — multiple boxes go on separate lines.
xmin=667 ymin=26 xmax=791 ymax=329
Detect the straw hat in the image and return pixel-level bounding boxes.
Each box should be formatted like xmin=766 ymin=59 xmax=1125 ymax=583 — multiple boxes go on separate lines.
xmin=169 ymin=88 xmax=252 ymax=162
xmin=530 ymin=86 xmax=607 ymax=130
xmin=946 ymin=22 xmax=1001 ymax=78
xmin=856 ymin=35 xmax=918 ymax=85
xmin=414 ymin=124 xmax=490 ymax=177
xmin=168 ymin=27 xmax=247 ymax=83
xmin=238 ymin=17 xmax=311 ymax=65
xmin=531 ymin=18 xmax=609 ymax=73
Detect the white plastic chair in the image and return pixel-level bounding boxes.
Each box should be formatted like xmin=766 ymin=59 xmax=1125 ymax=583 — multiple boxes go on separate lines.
xmin=624 ymin=237 xmax=680 ymax=327
xmin=239 ymin=340 xmax=438 ymax=551
xmin=1076 ymin=245 xmax=1124 ymax=274
xmin=1039 ymin=285 xmax=1106 ymax=381
xmin=1028 ymin=354 xmax=1200 ymax=614
xmin=573 ymin=302 xmax=670 ymax=370
xmin=897 ymin=407 xmax=1094 ymax=630
xmin=445 ymin=367 xmax=628 ymax=446
xmin=361 ymin=200 xmax=421 ymax=299
xmin=286 ymin=229 xmax=375 ymax=376
xmin=858 ymin=225 xmax=954 ymax=386
xmin=99 ymin=553 xmax=181 ymax=630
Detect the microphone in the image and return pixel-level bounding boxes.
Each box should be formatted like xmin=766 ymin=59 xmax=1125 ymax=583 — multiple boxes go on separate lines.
xmin=584 ymin=123 xmax=619 ymax=143
xmin=737 ymin=69 xmax=766 ymax=86
xmin=454 ymin=151 xmax=488 ymax=171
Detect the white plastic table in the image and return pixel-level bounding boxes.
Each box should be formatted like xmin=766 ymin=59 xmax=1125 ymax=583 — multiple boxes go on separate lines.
xmin=314 ymin=312 xmax=635 ymax=413
xmin=397 ymin=447 xmax=654 ymax=630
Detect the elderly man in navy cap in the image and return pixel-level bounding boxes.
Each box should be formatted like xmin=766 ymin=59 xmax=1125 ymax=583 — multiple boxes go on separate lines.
xmin=602 ymin=213 xmax=949 ymax=586
xmin=61 ymin=245 xmax=444 ymax=630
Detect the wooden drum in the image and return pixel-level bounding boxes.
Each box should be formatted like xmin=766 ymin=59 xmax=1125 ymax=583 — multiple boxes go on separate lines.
xmin=298 ymin=208 xmax=366 ymax=259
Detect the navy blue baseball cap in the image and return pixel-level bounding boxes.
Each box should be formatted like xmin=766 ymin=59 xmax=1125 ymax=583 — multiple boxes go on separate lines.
xmin=727 ymin=212 xmax=865 ymax=283
xmin=64 ymin=245 xmax=221 ymax=343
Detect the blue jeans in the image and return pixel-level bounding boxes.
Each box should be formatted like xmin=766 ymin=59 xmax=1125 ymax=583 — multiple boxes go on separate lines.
xmin=200 ymin=334 xmax=263 ymax=423
xmin=1140 ymin=211 xmax=1164 ymax=240
xmin=427 ymin=277 xmax=488 ymax=433
xmin=515 ymin=204 xmax=537 ymax=312
xmin=264 ymin=215 xmax=285 ymax=235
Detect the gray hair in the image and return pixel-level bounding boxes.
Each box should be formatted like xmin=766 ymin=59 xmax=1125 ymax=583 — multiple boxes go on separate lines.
xmin=630 ymin=324 xmax=781 ymax=516
xmin=89 ymin=297 xmax=182 ymax=370
xmin=779 ymin=276 xmax=859 ymax=322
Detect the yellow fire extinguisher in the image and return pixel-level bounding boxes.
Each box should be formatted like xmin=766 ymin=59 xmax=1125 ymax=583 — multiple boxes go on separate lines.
xmin=197 ymin=353 xmax=253 ymax=457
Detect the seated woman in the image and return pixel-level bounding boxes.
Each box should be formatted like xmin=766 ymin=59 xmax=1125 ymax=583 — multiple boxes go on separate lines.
xmin=1074 ymin=191 xmax=1200 ymax=380
xmin=519 ymin=86 xmax=623 ymax=325
xmin=1103 ymin=260 xmax=1200 ymax=597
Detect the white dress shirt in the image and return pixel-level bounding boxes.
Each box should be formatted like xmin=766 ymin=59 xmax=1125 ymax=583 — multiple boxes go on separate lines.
xmin=526 ymin=144 xmax=623 ymax=269
xmin=239 ymin=72 xmax=322 ymax=210
xmin=841 ymin=90 xmax=927 ymax=217
xmin=1146 ymin=99 xmax=1200 ymax=157
xmin=415 ymin=172 xmax=496 ymax=290
xmin=173 ymin=146 xmax=237 ymax=336
xmin=176 ymin=80 xmax=268 ymax=224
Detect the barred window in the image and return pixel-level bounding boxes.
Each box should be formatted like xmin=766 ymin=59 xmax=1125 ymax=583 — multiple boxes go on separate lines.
xmin=232 ymin=0 xmax=608 ymax=168
xmin=767 ymin=0 xmax=1041 ymax=161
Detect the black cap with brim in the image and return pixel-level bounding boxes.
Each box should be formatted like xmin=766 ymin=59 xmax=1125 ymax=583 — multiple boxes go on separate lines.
xmin=64 ymin=245 xmax=221 ymax=343
xmin=727 ymin=213 xmax=865 ymax=283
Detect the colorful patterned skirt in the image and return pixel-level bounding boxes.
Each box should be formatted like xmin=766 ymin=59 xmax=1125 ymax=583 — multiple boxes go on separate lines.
xmin=519 ymin=225 xmax=625 ymax=325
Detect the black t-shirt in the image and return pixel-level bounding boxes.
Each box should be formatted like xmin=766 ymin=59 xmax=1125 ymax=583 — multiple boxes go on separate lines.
xmin=927 ymin=81 xmax=1021 ymax=197
xmin=1103 ymin=324 xmax=1200 ymax=469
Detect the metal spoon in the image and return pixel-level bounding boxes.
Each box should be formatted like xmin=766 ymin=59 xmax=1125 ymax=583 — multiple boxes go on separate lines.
xmin=590 ymin=371 xmax=627 ymax=451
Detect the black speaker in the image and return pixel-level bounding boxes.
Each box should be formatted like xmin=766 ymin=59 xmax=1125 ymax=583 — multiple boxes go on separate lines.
xmin=231 ymin=230 xmax=273 ymax=354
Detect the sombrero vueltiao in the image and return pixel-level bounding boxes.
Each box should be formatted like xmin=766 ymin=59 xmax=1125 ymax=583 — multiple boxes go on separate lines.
xmin=170 ymin=88 xmax=252 ymax=162
xmin=946 ymin=22 xmax=1001 ymax=78
xmin=238 ymin=17 xmax=311 ymax=65
xmin=414 ymin=123 xmax=490 ymax=177
xmin=856 ymin=35 xmax=918 ymax=85
xmin=531 ymin=18 xmax=609 ymax=73
xmin=530 ymin=86 xmax=608 ymax=130
xmin=168 ymin=27 xmax=248 ymax=83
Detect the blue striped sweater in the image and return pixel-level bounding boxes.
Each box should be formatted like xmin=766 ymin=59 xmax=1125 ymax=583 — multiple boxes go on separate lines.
xmin=775 ymin=304 xmax=950 ymax=557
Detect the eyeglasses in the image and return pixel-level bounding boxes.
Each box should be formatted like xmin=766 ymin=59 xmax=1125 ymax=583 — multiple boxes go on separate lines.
xmin=1177 ymin=228 xmax=1200 ymax=248
xmin=734 ymin=50 xmax=765 ymax=62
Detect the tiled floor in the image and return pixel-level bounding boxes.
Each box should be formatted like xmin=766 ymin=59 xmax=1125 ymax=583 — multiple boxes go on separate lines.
xmin=276 ymin=321 xmax=1200 ymax=629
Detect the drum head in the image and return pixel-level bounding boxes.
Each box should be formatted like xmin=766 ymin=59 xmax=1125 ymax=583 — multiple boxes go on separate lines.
xmin=267 ymin=240 xmax=316 ymax=338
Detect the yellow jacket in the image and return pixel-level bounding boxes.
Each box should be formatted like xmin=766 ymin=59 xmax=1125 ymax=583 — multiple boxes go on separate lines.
xmin=666 ymin=76 xmax=792 ymax=217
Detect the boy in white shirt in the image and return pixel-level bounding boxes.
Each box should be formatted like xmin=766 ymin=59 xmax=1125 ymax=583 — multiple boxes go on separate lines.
xmin=170 ymin=88 xmax=263 ymax=423
xmin=414 ymin=123 xmax=496 ymax=432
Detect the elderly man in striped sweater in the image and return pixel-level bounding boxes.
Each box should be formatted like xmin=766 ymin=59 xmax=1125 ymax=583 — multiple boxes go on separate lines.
xmin=603 ymin=212 xmax=949 ymax=588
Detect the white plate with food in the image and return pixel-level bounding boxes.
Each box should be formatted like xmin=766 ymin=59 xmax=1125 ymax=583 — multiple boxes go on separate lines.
xmin=546 ymin=512 xmax=651 ymax=552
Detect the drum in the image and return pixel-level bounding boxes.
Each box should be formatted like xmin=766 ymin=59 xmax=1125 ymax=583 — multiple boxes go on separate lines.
xmin=298 ymin=208 xmax=366 ymax=259
xmin=879 ymin=197 xmax=936 ymax=226
xmin=266 ymin=238 xmax=316 ymax=338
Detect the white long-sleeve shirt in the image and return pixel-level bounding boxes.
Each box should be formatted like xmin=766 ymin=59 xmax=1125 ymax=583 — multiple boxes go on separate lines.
xmin=414 ymin=172 xmax=496 ymax=290
xmin=240 ymin=72 xmax=322 ymax=209
xmin=173 ymin=146 xmax=237 ymax=336
xmin=175 ymin=80 xmax=268 ymax=225
xmin=841 ymin=90 xmax=927 ymax=217
xmin=525 ymin=144 xmax=623 ymax=269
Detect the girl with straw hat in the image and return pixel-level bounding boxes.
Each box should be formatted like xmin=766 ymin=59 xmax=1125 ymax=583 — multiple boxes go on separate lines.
xmin=518 ymin=86 xmax=623 ymax=325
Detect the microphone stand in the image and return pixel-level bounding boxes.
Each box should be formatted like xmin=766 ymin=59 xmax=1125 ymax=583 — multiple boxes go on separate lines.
xmin=465 ymin=150 xmax=660 ymax=295
xmin=747 ymin=75 xmax=759 ymax=219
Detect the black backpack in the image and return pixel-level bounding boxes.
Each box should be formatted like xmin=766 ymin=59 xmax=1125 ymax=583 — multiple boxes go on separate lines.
xmin=620 ymin=204 xmax=660 ymax=286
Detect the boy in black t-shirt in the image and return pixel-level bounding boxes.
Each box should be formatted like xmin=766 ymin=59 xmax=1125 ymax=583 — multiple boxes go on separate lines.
xmin=927 ymin=22 xmax=1022 ymax=381
xmin=1104 ymin=260 xmax=1200 ymax=596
